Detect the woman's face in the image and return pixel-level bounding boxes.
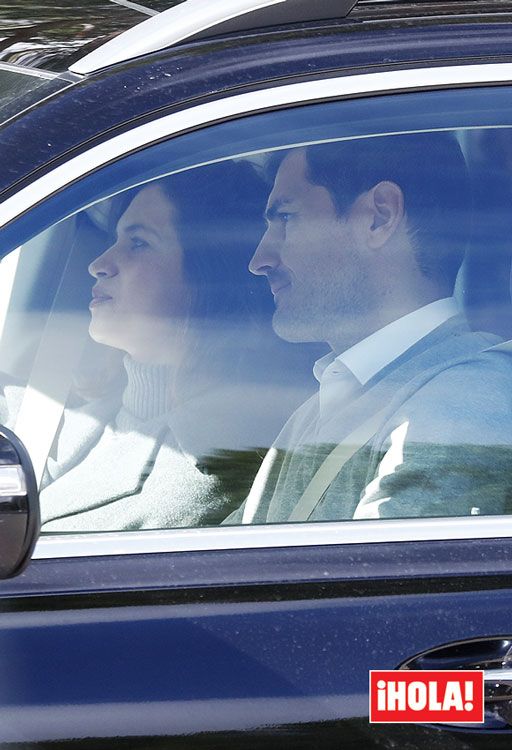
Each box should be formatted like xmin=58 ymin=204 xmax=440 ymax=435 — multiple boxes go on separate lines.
xmin=88 ymin=184 xmax=189 ymax=363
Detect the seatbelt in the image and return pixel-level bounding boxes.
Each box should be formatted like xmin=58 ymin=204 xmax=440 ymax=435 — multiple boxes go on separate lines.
xmin=288 ymin=407 xmax=389 ymax=522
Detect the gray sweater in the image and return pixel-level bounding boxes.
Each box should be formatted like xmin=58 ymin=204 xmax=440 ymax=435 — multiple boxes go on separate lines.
xmin=227 ymin=320 xmax=512 ymax=524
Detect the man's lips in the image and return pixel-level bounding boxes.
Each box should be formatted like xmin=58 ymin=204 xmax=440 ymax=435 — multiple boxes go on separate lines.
xmin=269 ymin=277 xmax=291 ymax=296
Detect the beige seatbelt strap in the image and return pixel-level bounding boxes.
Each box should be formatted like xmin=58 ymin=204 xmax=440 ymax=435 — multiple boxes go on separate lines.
xmin=288 ymin=407 xmax=389 ymax=522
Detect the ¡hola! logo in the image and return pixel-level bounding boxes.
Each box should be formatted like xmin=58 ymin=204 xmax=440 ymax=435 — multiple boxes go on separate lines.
xmin=369 ymin=670 xmax=484 ymax=724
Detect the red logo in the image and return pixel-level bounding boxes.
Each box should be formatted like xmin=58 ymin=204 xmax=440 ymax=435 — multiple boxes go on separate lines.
xmin=369 ymin=670 xmax=484 ymax=723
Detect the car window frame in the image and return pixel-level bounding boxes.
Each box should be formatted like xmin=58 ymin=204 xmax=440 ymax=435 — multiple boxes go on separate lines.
xmin=2 ymin=61 xmax=512 ymax=227
xmin=3 ymin=61 xmax=512 ymax=560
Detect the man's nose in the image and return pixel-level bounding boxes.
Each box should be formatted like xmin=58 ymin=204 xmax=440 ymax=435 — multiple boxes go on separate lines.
xmin=88 ymin=243 xmax=119 ymax=279
xmin=248 ymin=229 xmax=279 ymax=276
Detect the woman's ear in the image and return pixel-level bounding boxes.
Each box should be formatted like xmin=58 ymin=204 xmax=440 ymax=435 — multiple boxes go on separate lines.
xmin=367 ymin=180 xmax=405 ymax=248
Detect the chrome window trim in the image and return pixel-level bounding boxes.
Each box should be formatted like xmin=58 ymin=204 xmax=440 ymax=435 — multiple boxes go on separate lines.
xmin=0 ymin=63 xmax=59 ymax=80
xmin=33 ymin=516 xmax=512 ymax=559
xmin=1 ymin=62 xmax=512 ymax=229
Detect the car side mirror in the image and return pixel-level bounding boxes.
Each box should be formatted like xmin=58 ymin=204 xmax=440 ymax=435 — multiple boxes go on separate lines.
xmin=0 ymin=425 xmax=39 ymax=579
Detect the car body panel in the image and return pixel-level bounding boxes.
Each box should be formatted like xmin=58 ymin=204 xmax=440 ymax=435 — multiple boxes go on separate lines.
xmin=1 ymin=538 xmax=512 ymax=745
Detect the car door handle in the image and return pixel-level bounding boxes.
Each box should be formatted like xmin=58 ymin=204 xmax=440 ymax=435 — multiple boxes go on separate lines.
xmin=399 ymin=637 xmax=512 ymax=730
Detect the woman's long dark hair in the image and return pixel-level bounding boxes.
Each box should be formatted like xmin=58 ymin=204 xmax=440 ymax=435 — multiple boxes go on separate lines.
xmin=161 ymin=160 xmax=268 ymax=321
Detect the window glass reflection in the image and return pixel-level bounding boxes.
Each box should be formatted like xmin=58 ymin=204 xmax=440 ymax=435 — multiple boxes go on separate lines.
xmin=1 ymin=111 xmax=512 ymax=532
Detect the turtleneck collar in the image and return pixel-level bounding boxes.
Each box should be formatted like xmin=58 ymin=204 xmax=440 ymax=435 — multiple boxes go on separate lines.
xmin=120 ymin=354 xmax=173 ymax=423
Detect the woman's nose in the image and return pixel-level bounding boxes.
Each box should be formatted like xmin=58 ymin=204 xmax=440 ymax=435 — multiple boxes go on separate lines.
xmin=88 ymin=244 xmax=119 ymax=279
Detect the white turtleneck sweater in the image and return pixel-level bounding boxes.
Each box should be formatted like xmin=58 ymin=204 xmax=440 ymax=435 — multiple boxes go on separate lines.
xmin=39 ymin=356 xmax=241 ymax=532
xmin=116 ymin=356 xmax=173 ymax=430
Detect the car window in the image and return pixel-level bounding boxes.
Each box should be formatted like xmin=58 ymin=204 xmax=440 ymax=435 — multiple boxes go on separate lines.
xmin=1 ymin=87 xmax=512 ymax=533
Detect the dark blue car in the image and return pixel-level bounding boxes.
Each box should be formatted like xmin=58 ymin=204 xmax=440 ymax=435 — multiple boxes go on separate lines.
xmin=1 ymin=0 xmax=512 ymax=746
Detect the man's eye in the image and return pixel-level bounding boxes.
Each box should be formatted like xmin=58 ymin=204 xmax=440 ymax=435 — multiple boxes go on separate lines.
xmin=278 ymin=212 xmax=293 ymax=224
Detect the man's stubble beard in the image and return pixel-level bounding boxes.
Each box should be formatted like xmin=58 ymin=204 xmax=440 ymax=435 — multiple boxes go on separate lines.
xmin=271 ymin=263 xmax=373 ymax=350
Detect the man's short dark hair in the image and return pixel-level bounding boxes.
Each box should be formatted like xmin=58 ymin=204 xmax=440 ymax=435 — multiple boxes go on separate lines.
xmin=302 ymin=132 xmax=470 ymax=289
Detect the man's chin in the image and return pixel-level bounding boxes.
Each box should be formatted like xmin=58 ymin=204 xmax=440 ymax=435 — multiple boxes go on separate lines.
xmin=272 ymin=310 xmax=317 ymax=343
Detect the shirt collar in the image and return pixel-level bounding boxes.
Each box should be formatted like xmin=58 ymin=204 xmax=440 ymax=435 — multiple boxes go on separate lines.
xmin=313 ymin=297 xmax=460 ymax=386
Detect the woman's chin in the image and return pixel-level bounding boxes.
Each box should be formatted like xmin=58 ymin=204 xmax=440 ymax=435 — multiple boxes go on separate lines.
xmin=88 ymin=321 xmax=123 ymax=351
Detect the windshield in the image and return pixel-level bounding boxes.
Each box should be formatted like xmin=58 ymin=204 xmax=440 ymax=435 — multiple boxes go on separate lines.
xmin=0 ymin=64 xmax=71 ymax=124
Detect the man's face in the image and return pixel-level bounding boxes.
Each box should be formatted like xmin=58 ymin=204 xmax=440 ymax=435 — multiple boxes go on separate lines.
xmin=249 ymin=148 xmax=370 ymax=348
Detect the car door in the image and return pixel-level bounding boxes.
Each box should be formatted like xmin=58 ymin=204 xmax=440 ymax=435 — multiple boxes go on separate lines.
xmin=0 ymin=67 xmax=512 ymax=749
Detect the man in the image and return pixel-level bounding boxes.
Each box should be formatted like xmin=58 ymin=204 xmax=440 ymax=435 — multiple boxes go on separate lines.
xmin=229 ymin=132 xmax=512 ymax=524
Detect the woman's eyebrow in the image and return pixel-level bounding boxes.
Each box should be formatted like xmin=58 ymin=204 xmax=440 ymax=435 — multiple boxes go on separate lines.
xmin=122 ymin=222 xmax=162 ymax=240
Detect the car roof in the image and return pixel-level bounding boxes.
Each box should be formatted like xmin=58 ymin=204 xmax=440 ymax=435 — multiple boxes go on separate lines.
xmin=70 ymin=0 xmax=512 ymax=75
xmin=1 ymin=0 xmax=509 ymax=74
xmin=69 ymin=0 xmax=359 ymax=74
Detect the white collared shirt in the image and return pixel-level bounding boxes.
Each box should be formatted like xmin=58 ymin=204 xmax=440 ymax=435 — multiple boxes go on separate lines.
xmin=313 ymin=297 xmax=460 ymax=424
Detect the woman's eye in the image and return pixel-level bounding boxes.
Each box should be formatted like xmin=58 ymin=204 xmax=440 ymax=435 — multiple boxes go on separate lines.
xmin=130 ymin=237 xmax=149 ymax=250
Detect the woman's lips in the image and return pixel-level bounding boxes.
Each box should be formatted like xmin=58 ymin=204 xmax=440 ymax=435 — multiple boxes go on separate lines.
xmin=89 ymin=292 xmax=113 ymax=309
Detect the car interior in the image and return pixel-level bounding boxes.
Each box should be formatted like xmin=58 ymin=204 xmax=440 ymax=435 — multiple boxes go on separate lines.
xmin=0 ymin=124 xmax=511 ymax=529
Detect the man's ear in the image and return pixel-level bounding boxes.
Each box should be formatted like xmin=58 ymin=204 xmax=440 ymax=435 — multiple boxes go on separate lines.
xmin=366 ymin=180 xmax=404 ymax=248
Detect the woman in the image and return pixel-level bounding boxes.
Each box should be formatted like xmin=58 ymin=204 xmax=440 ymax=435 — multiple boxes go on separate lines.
xmin=39 ymin=160 xmax=270 ymax=532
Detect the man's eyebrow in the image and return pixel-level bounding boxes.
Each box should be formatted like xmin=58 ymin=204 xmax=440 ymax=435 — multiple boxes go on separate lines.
xmin=264 ymin=198 xmax=293 ymax=222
